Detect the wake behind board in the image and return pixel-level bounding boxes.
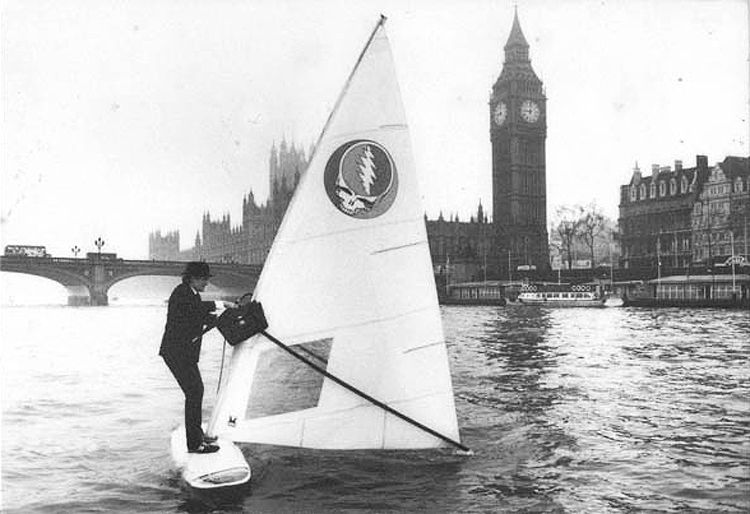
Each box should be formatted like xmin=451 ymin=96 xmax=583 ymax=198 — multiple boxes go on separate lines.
xmin=170 ymin=427 xmax=251 ymax=489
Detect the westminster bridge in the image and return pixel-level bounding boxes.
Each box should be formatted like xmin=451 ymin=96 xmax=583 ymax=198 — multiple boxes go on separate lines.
xmin=0 ymin=254 xmax=261 ymax=306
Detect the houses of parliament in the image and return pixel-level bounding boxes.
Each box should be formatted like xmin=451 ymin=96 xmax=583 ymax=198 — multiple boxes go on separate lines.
xmin=150 ymin=12 xmax=550 ymax=280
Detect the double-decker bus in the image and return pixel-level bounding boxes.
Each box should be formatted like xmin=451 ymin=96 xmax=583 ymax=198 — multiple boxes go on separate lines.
xmin=4 ymin=245 xmax=49 ymax=257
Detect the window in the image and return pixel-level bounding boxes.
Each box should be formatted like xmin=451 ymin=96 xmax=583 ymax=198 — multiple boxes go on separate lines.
xmin=630 ymin=187 xmax=637 ymax=201
xmin=681 ymin=176 xmax=688 ymax=193
xmin=735 ymin=177 xmax=744 ymax=193
xmin=640 ymin=184 xmax=647 ymax=199
xmin=670 ymin=179 xmax=677 ymax=195
xmin=650 ymin=182 xmax=656 ymax=198
xmin=659 ymin=181 xmax=666 ymax=197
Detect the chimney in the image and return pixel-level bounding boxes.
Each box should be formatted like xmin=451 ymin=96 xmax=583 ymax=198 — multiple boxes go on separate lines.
xmin=696 ymin=155 xmax=708 ymax=168
xmin=674 ymin=160 xmax=683 ymax=171
xmin=651 ymin=164 xmax=659 ymax=176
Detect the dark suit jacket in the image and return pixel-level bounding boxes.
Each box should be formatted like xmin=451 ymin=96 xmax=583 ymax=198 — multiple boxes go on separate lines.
xmin=159 ymin=282 xmax=218 ymax=363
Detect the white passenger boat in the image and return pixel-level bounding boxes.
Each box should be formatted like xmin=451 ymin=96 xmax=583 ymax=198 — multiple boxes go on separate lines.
xmin=517 ymin=283 xmax=606 ymax=308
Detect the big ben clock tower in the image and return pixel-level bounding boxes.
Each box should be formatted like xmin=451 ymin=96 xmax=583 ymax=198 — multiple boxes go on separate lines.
xmin=491 ymin=10 xmax=549 ymax=274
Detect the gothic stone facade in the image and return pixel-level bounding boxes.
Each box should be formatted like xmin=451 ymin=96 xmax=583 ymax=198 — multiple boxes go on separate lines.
xmin=151 ymin=14 xmax=550 ymax=278
xmin=149 ymin=140 xmax=309 ymax=264
xmin=148 ymin=230 xmax=179 ymax=261
xmin=426 ymin=204 xmax=492 ymax=282
xmin=692 ymin=156 xmax=750 ymax=265
xmin=426 ymin=11 xmax=549 ymax=281
xmin=489 ymin=11 xmax=549 ymax=273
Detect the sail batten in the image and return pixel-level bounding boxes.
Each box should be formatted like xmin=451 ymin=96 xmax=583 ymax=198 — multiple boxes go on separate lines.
xmin=270 ymin=215 xmax=428 ymax=247
xmin=371 ymin=240 xmax=427 ymax=254
xmin=208 ymin=18 xmax=462 ymax=451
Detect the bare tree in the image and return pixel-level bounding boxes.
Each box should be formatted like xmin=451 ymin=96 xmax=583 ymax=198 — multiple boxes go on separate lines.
xmin=578 ymin=203 xmax=606 ymax=268
xmin=553 ymin=206 xmax=581 ymax=270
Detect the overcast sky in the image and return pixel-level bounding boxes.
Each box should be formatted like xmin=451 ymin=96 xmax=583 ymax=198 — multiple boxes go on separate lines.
xmin=1 ymin=0 xmax=748 ymax=259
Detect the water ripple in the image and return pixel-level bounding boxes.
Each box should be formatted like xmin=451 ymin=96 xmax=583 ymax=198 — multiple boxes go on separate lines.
xmin=1 ymin=305 xmax=749 ymax=512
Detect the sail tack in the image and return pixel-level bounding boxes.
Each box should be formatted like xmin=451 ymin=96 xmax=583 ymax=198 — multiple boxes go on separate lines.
xmin=208 ymin=18 xmax=461 ymax=450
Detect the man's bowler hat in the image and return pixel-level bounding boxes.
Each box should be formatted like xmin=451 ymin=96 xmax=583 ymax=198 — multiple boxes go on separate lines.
xmin=182 ymin=261 xmax=212 ymax=279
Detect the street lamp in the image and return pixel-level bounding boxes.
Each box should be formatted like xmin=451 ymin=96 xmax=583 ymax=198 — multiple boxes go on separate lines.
xmin=71 ymin=245 xmax=80 ymax=258
xmin=94 ymin=237 xmax=105 ymax=255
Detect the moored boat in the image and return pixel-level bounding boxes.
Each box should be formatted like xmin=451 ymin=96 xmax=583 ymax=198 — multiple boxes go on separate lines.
xmin=441 ymin=281 xmax=507 ymax=306
xmin=622 ymin=274 xmax=749 ymax=309
xmin=517 ymin=283 xmax=606 ymax=307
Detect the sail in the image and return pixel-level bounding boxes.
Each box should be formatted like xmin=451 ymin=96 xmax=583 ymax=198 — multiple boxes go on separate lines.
xmin=208 ymin=18 xmax=460 ymax=450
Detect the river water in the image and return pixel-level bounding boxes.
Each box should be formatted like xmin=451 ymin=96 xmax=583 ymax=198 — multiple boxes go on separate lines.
xmin=1 ymin=296 xmax=748 ymax=512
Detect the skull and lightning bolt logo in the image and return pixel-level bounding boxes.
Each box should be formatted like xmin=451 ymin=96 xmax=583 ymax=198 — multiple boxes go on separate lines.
xmin=324 ymin=140 xmax=398 ymax=219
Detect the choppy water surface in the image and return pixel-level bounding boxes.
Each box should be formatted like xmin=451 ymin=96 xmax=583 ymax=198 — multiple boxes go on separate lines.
xmin=1 ymin=303 xmax=748 ymax=512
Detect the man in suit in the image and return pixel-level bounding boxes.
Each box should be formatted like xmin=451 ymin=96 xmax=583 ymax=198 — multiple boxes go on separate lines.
xmin=160 ymin=261 xmax=236 ymax=453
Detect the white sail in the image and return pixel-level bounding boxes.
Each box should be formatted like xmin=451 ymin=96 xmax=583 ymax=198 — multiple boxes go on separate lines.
xmin=208 ymin=18 xmax=460 ymax=450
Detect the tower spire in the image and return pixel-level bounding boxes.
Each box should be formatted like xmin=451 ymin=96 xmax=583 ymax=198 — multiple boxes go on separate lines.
xmin=504 ymin=8 xmax=530 ymax=63
xmin=506 ymin=9 xmax=528 ymax=49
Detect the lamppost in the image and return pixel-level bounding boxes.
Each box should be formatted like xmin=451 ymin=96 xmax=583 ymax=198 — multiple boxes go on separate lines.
xmin=71 ymin=245 xmax=80 ymax=258
xmin=94 ymin=237 xmax=105 ymax=255
xmin=508 ymin=249 xmax=512 ymax=283
xmin=656 ymin=231 xmax=662 ymax=285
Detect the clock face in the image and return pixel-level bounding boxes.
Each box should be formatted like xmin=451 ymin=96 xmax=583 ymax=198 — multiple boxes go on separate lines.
xmin=520 ymin=100 xmax=540 ymax=123
xmin=493 ymin=102 xmax=507 ymax=126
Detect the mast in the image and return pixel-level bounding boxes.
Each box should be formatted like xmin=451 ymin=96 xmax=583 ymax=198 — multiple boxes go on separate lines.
xmin=309 ymin=15 xmax=387 ymax=165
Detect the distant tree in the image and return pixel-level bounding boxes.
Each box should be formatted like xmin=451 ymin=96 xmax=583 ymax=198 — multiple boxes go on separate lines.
xmin=552 ymin=206 xmax=582 ymax=270
xmin=548 ymin=237 xmax=562 ymax=270
xmin=578 ymin=203 xmax=606 ymax=268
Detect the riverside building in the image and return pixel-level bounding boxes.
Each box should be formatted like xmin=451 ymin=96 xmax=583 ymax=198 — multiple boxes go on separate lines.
xmin=618 ymin=155 xmax=749 ymax=270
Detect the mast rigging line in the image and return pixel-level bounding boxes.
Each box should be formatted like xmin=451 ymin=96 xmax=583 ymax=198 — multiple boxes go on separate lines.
xmin=258 ymin=329 xmax=471 ymax=453
xmin=308 ymin=15 xmax=387 ymax=166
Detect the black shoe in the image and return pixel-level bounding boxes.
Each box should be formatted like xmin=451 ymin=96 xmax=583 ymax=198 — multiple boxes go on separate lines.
xmin=203 ymin=434 xmax=218 ymax=443
xmin=188 ymin=442 xmax=219 ymax=454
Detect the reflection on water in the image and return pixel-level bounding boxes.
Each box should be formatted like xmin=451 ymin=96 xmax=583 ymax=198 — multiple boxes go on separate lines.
xmin=443 ymin=305 xmax=749 ymax=513
xmin=1 ymin=303 xmax=748 ymax=512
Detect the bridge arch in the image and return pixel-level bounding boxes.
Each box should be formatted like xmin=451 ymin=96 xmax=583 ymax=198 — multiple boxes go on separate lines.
xmin=0 ymin=256 xmax=261 ymax=306
xmin=0 ymin=272 xmax=68 ymax=305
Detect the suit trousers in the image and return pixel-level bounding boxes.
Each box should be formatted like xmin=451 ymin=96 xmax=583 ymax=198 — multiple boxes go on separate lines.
xmin=162 ymin=351 xmax=205 ymax=450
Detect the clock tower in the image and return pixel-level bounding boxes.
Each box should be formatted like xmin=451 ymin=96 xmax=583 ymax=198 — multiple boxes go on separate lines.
xmin=490 ymin=10 xmax=549 ymax=274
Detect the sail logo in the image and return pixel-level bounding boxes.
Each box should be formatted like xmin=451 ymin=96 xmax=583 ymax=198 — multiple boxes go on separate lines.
xmin=324 ymin=140 xmax=398 ymax=218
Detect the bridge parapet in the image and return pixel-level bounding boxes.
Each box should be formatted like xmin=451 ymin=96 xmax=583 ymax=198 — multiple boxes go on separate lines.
xmin=0 ymin=256 xmax=261 ymax=306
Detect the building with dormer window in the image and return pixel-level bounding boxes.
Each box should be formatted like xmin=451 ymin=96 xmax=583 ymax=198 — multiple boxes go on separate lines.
xmin=620 ymin=155 xmax=749 ymax=270
xmin=692 ymin=156 xmax=749 ymax=264
xmin=619 ymin=156 xmax=709 ymax=269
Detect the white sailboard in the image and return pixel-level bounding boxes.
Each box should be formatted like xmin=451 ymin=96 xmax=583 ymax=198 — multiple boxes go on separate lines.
xmin=176 ymin=15 xmax=464 ymax=489
xmin=170 ymin=427 xmax=250 ymax=489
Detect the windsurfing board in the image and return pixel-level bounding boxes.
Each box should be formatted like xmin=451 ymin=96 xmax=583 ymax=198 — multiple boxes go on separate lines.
xmin=170 ymin=427 xmax=251 ymax=490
